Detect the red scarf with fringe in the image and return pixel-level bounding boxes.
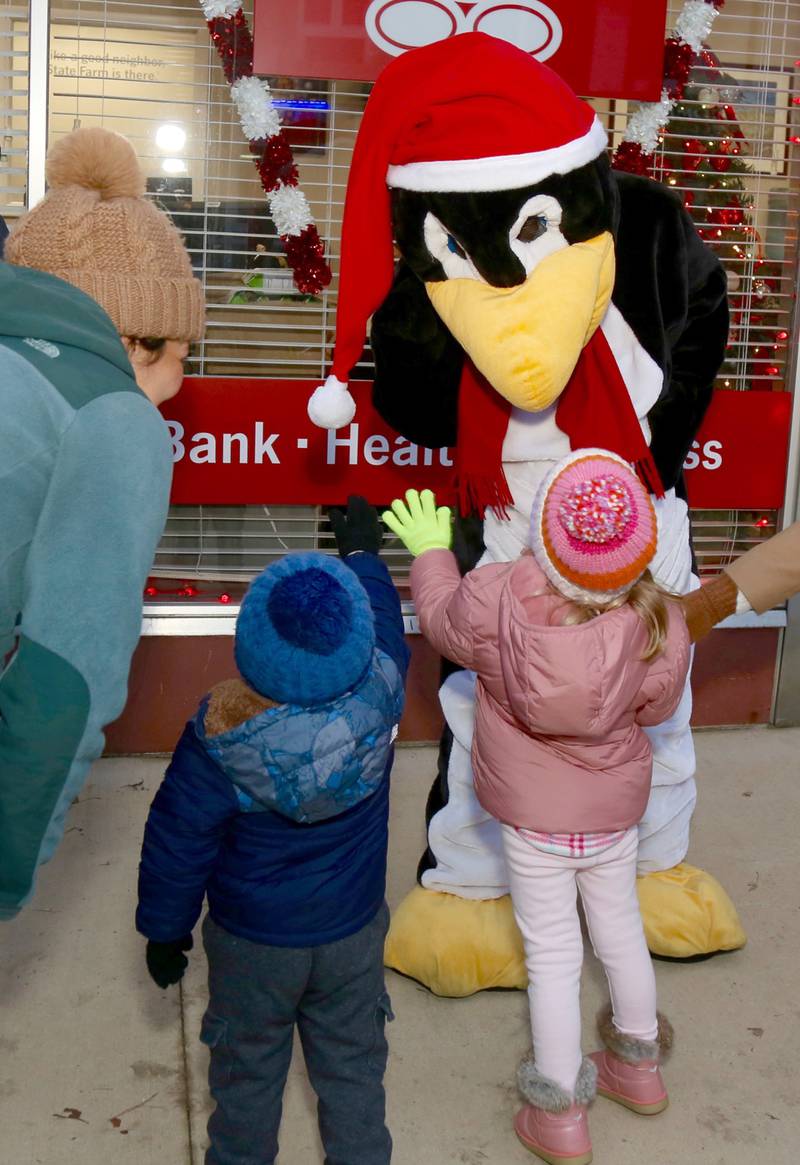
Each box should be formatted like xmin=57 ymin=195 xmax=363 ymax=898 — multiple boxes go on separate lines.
xmin=452 ymin=328 xmax=664 ymax=518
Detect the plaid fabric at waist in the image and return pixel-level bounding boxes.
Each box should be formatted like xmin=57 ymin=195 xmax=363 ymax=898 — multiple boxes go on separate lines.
xmin=516 ymin=828 xmax=627 ymax=858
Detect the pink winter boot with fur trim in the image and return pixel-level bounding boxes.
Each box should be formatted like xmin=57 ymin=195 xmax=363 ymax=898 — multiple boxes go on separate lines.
xmin=589 ymin=1006 xmax=673 ymax=1116
xmin=514 ymin=1056 xmax=596 ymax=1164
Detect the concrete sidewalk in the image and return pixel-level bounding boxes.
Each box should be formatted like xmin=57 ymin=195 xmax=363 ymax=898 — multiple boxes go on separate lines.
xmin=2 ymin=729 xmax=798 ymax=1164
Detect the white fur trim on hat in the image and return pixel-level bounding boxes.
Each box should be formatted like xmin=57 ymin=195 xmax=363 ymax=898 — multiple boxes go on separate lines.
xmin=308 ymin=374 xmax=357 ymax=430
xmin=386 ymin=117 xmax=607 ymax=193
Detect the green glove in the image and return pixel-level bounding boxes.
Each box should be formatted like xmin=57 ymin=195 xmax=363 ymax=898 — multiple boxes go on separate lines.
xmin=382 ymin=489 xmax=452 ymax=557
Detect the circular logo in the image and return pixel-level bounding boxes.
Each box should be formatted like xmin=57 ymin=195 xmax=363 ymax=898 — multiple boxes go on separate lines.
xmin=468 ymin=1 xmax=563 ymax=60
xmin=364 ymin=0 xmax=563 ymax=61
xmin=365 ymin=0 xmax=462 ymax=56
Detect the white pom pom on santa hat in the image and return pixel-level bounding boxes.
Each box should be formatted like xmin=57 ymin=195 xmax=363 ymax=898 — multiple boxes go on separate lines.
xmin=307 ymin=375 xmax=356 ymax=430
xmin=306 ymin=32 xmax=607 ymax=432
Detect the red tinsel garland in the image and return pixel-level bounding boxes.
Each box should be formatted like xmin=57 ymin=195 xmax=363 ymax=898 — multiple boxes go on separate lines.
xmin=206 ymin=8 xmax=332 ymax=295
xmin=208 ymin=10 xmax=253 ymax=84
xmin=613 ymin=141 xmax=652 ymax=176
xmin=613 ymin=0 xmax=728 ymax=177
xmin=663 ymin=37 xmax=695 ymax=97
xmin=284 ymin=226 xmax=332 ymax=296
xmin=249 ymin=134 xmax=299 ymax=188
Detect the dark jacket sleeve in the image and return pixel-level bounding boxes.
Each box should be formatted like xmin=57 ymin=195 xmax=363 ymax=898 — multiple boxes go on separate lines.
xmin=646 ymin=211 xmax=729 ymax=491
xmin=613 ymin=174 xmax=729 ymax=492
xmin=136 ymin=723 xmax=239 ymax=942
xmin=344 ymin=553 xmax=411 ymax=682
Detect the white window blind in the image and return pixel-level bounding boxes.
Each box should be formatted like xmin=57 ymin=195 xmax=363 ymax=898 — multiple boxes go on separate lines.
xmin=660 ymin=0 xmax=799 ymax=576
xmin=661 ymin=0 xmax=798 ymax=398
xmin=44 ymin=0 xmax=363 ymax=381
xmin=2 ymin=0 xmax=797 ymax=592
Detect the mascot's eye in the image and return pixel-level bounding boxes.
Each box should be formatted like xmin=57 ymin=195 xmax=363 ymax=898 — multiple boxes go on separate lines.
xmin=446 ymin=234 xmax=467 ymax=258
xmin=518 ymin=215 xmax=548 ymax=243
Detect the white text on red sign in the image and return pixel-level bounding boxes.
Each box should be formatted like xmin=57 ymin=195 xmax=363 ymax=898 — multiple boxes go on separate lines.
xmin=168 ymin=421 xmax=454 ymax=468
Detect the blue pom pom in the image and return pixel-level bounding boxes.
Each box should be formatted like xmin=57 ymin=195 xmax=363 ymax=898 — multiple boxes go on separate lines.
xmin=267 ymin=567 xmax=352 ymax=655
xmin=234 ymin=551 xmax=375 ymax=705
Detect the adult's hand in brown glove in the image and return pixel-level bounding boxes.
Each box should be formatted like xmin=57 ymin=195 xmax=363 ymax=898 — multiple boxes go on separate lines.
xmin=681 ymin=573 xmax=739 ymax=643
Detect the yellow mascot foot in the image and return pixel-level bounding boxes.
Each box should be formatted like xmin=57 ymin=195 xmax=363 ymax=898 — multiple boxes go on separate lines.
xmin=384 ymin=885 xmax=527 ymax=997
xmin=636 ymin=863 xmax=747 ymax=960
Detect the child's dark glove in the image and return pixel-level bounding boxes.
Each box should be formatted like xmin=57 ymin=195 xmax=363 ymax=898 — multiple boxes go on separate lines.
xmin=329 ymin=494 xmax=383 ymax=558
xmin=146 ymin=935 xmax=193 ymax=988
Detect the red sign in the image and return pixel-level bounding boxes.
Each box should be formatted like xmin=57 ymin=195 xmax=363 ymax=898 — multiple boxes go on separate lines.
xmin=253 ymin=0 xmax=669 ymax=100
xmin=683 ymin=390 xmax=792 ymax=511
xmin=165 ymin=379 xmax=454 ymax=505
xmin=164 ymin=380 xmax=792 ymax=511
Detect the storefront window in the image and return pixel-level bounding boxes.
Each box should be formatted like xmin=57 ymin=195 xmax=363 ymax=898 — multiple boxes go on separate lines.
xmin=41 ymin=2 xmax=375 ymax=593
xmin=2 ymin=0 xmax=798 ymax=600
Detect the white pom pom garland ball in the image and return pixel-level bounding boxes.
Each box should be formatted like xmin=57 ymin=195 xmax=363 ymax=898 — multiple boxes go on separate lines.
xmin=200 ymin=0 xmax=242 ymax=17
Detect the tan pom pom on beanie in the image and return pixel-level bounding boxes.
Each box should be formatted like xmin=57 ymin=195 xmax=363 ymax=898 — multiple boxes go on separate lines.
xmin=5 ymin=127 xmax=205 ymax=341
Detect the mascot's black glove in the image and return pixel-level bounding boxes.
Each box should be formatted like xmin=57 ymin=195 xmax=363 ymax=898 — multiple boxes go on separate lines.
xmin=146 ymin=935 xmax=193 ymax=989
xmin=329 ymin=494 xmax=383 ymax=558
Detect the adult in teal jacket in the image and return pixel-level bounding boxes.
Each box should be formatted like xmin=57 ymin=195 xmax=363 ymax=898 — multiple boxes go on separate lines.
xmin=0 ymin=126 xmax=204 ymax=919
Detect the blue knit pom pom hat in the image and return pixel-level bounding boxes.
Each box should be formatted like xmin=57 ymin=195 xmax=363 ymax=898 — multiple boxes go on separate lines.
xmin=234 ymin=552 xmax=376 ymax=705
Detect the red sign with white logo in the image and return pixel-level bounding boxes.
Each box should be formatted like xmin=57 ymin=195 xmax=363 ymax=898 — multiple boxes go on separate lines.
xmin=253 ymin=0 xmax=669 ymax=99
xmin=164 ymin=380 xmax=792 ymax=511
xmin=165 ymin=379 xmax=455 ymax=505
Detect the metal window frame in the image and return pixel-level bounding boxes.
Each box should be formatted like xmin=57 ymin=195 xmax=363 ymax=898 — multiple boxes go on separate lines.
xmin=137 ymin=599 xmax=783 ymax=639
xmin=141 ymin=599 xmax=421 ymax=636
xmin=771 ymin=248 xmax=800 ymax=724
xmin=25 ymin=0 xmax=46 ymax=207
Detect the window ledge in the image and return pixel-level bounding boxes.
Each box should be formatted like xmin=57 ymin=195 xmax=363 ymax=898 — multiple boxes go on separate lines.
xmin=140 ymin=602 xmax=785 ymax=637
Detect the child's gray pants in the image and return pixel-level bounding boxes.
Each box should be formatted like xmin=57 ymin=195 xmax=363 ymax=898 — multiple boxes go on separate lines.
xmin=201 ymin=904 xmax=393 ymax=1164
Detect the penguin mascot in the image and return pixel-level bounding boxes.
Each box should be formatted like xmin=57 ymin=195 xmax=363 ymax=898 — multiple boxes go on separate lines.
xmin=307 ymin=32 xmax=746 ymax=996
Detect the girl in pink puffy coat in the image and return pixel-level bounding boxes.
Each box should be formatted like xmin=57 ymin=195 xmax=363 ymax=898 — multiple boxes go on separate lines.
xmin=384 ymin=449 xmax=690 ymax=1165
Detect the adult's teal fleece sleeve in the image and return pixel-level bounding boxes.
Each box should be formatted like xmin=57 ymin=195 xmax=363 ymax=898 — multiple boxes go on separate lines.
xmin=0 ymin=392 xmax=171 ymax=919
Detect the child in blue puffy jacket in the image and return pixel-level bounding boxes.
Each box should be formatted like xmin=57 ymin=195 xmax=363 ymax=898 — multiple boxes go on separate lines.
xmin=136 ymin=496 xmax=409 ymax=1165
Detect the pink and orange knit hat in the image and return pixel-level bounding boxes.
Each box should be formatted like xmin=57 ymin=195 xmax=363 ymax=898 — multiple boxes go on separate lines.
xmin=530 ymin=449 xmax=658 ymax=605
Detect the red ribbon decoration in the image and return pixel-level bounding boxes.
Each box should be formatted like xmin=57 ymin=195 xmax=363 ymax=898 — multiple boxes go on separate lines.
xmin=206 ymin=8 xmax=332 ymax=295
xmin=613 ymin=0 xmax=727 ymax=174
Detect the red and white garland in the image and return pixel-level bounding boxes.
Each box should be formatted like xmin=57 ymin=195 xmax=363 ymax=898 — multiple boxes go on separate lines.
xmin=613 ymin=0 xmax=725 ymax=175
xmin=200 ymin=0 xmax=332 ymax=295
xmin=204 ymin=0 xmax=729 ymax=280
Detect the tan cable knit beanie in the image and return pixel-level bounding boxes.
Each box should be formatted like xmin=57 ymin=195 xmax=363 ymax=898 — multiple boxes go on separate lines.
xmin=5 ymin=127 xmax=205 ymax=341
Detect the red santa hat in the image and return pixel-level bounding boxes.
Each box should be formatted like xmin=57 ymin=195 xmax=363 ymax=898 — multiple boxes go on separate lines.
xmin=307 ymin=31 xmax=607 ymax=430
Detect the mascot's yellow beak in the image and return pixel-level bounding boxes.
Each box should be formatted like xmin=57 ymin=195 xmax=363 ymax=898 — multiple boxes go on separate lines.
xmin=425 ymin=231 xmax=615 ymax=412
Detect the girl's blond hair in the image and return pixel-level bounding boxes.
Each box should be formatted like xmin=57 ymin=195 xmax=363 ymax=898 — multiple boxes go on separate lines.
xmin=558 ymin=569 xmax=675 ymax=661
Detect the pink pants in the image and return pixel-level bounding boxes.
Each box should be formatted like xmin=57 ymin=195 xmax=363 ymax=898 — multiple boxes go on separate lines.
xmin=501 ymin=825 xmax=658 ymax=1096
